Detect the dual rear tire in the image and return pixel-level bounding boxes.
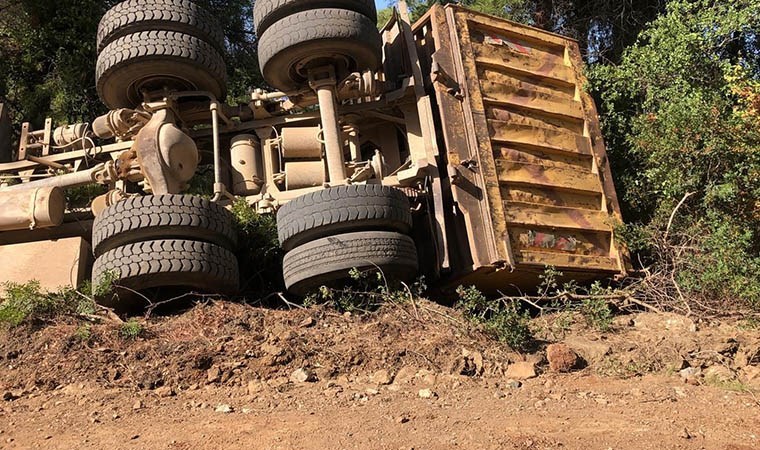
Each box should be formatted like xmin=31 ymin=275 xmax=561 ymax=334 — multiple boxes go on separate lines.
xmin=277 ymin=185 xmax=418 ymax=295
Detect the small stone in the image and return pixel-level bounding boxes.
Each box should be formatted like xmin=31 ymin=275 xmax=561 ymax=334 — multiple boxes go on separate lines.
xmin=547 ymin=343 xmax=578 ymax=372
xmin=679 ymin=367 xmax=701 ymax=383
xmin=564 ymin=336 xmax=610 ymax=365
xmin=247 ymin=380 xmax=265 ymax=395
xmin=506 ymin=379 xmax=522 ymax=389
xmin=2 ymin=391 xmax=16 ymax=401
xmin=207 ymin=367 xmax=222 ymax=383
xmin=679 ymin=428 xmax=691 ymax=439
xmin=154 ymin=386 xmax=174 ymax=398
xmin=132 ymin=400 xmax=143 ymax=410
xmin=505 ymin=361 xmax=537 ymax=380
xmin=493 ymin=391 xmax=506 ymax=399
xmin=704 ymin=365 xmax=735 ymax=383
xmin=261 ymin=343 xmax=284 ymax=356
xmin=370 ymin=369 xmax=393 ymax=385
xmin=595 ymin=397 xmax=609 ymax=405
xmin=299 ymin=317 xmax=315 ymax=328
xmin=215 ymin=404 xmax=233 ymax=414
xmin=396 ymin=415 xmax=410 ymax=424
xmin=415 ymin=369 xmax=437 ymax=386
xmin=290 ymin=368 xmax=317 ymax=383
xmin=365 ymin=388 xmax=380 ymax=395
xmin=418 ymin=389 xmax=437 ymax=399
xmin=393 ymin=366 xmax=417 ymax=384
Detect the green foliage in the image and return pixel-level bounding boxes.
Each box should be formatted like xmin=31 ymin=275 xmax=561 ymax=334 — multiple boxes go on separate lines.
xmin=65 ymin=183 xmax=107 ymax=210
xmin=0 ymin=280 xmax=86 ymax=326
xmin=590 ymin=0 xmax=760 ymax=308
xmin=231 ymin=198 xmax=284 ymax=294
xmin=305 ymin=267 xmax=427 ymax=312
xmin=456 ymin=285 xmax=533 ymax=351
xmin=580 ymin=282 xmax=613 ymax=331
xmin=74 ymin=323 xmax=92 ymax=342
xmin=119 ymin=319 xmax=143 ymax=339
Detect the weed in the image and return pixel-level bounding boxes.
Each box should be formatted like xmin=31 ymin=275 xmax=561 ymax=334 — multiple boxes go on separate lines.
xmin=74 ymin=324 xmax=92 ymax=342
xmin=119 ymin=319 xmax=143 ymax=339
xmin=0 ymin=280 xmax=65 ymax=326
xmin=456 ymin=285 xmax=533 ymax=351
xmin=308 ymin=268 xmax=426 ymax=312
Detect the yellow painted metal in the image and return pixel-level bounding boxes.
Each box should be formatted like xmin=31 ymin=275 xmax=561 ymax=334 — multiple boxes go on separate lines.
xmin=420 ymin=5 xmax=628 ymax=287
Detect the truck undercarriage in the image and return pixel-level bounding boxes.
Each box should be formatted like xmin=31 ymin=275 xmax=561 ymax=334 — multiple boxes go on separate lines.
xmin=0 ymin=0 xmax=628 ymax=310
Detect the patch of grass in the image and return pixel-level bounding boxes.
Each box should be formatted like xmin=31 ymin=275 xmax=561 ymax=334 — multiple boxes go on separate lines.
xmin=0 ymin=280 xmax=66 ymax=326
xmin=119 ymin=319 xmax=143 ymax=339
xmin=704 ymin=375 xmax=752 ymax=393
xmin=456 ymin=285 xmax=533 ymax=351
xmin=74 ymin=324 xmax=92 ymax=342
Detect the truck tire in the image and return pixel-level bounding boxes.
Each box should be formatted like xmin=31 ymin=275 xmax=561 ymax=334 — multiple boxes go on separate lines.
xmin=92 ymin=195 xmax=238 ymax=257
xmin=97 ymin=0 xmax=225 ymax=52
xmin=253 ymin=0 xmax=376 ymax=36
xmin=92 ymin=239 xmax=239 ymax=307
xmin=276 ymin=185 xmax=412 ymax=252
xmin=282 ymin=231 xmax=418 ymax=295
xmin=96 ymin=30 xmax=227 ymax=109
xmin=257 ymin=9 xmax=381 ymax=91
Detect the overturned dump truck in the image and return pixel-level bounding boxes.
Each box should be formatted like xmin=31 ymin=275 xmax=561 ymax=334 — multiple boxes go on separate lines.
xmin=0 ymin=0 xmax=628 ymax=308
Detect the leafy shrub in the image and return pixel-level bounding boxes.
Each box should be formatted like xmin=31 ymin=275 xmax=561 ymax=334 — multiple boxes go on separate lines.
xmin=589 ymin=0 xmax=760 ymax=310
xmin=119 ymin=319 xmax=143 ymax=339
xmin=230 ymin=198 xmax=284 ymax=295
xmin=456 ymin=285 xmax=533 ymax=351
xmin=306 ymin=268 xmax=426 ymax=312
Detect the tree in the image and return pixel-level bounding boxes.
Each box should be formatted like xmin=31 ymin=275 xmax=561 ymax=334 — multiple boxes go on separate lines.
xmin=589 ymin=0 xmax=760 ymax=305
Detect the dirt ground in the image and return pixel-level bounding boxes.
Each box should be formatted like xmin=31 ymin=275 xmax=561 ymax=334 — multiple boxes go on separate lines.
xmin=1 ymin=300 xmax=759 ymax=449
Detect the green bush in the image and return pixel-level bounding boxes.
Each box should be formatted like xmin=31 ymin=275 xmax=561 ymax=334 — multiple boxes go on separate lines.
xmin=119 ymin=319 xmax=143 ymax=339
xmin=230 ymin=198 xmax=284 ymax=295
xmin=456 ymin=285 xmax=532 ymax=351
xmin=589 ymin=0 xmax=760 ymax=309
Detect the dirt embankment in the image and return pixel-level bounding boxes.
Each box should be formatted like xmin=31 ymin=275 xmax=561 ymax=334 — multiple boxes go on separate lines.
xmin=0 ymin=300 xmax=759 ymax=449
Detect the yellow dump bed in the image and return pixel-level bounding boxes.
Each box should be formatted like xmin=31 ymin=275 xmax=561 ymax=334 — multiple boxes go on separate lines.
xmin=413 ymin=5 xmax=628 ymax=289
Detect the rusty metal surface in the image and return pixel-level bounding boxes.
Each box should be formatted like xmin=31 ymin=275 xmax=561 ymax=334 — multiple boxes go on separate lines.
xmin=417 ymin=5 xmax=628 ymax=288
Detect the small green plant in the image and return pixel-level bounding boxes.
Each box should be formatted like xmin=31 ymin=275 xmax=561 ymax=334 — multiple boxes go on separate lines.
xmin=0 ymin=280 xmax=64 ymax=326
xmin=456 ymin=285 xmax=533 ymax=351
xmin=119 ymin=319 xmax=143 ymax=339
xmin=231 ymin=198 xmax=284 ymax=295
xmin=74 ymin=323 xmax=92 ymax=342
xmin=580 ymin=282 xmax=614 ymax=331
xmin=307 ymin=268 xmax=426 ymax=312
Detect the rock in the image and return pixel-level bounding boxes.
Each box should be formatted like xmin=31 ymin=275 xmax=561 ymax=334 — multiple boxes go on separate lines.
xmin=215 ymin=404 xmax=233 ymax=413
xmin=393 ymin=366 xmax=417 ymax=384
xmin=415 ymin=369 xmax=438 ymax=386
xmin=365 ymin=388 xmax=380 ymax=395
xmin=505 ymin=361 xmax=536 ymax=380
xmin=741 ymin=366 xmax=760 ymax=388
xmin=207 ymin=367 xmax=222 ymax=383
xmin=633 ymin=313 xmax=696 ymax=332
xmin=132 ymin=400 xmax=143 ymax=410
xmin=546 ymin=343 xmax=578 ymax=372
xmin=290 ymin=368 xmax=317 ymax=383
xmin=679 ymin=428 xmax=691 ymax=439
xmin=2 ymin=391 xmax=17 ymax=401
xmin=710 ymin=339 xmax=739 ymax=356
xmin=261 ymin=343 xmax=284 ymax=356
xmin=679 ymin=367 xmax=701 ymax=384
xmin=396 ymin=415 xmax=410 ymax=424
xmin=733 ymin=344 xmax=759 ymax=368
xmin=564 ymin=336 xmax=610 ymax=365
xmin=299 ymin=317 xmax=315 ymax=328
xmin=247 ymin=380 xmax=265 ymax=396
xmin=462 ymin=349 xmax=484 ymax=375
xmin=154 ymin=386 xmax=175 ymax=398
xmin=418 ymin=389 xmax=437 ymax=399
xmin=506 ymin=379 xmax=522 ymax=389
xmin=612 ymin=316 xmax=635 ymax=327
xmin=704 ymin=365 xmax=735 ymax=383
xmin=370 ymin=369 xmax=393 ymax=385
xmin=493 ymin=391 xmax=506 ymax=399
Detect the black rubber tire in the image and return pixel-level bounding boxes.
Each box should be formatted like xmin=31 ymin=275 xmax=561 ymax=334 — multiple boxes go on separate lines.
xmin=97 ymin=0 xmax=225 ymax=53
xmin=282 ymin=231 xmax=418 ymax=295
xmin=276 ymin=184 xmax=412 ymax=252
xmin=257 ymin=9 xmax=382 ymax=91
xmin=253 ymin=0 xmax=376 ymax=36
xmin=96 ymin=30 xmax=227 ymax=109
xmin=92 ymin=194 xmax=238 ymax=257
xmin=92 ymin=239 xmax=239 ymax=306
